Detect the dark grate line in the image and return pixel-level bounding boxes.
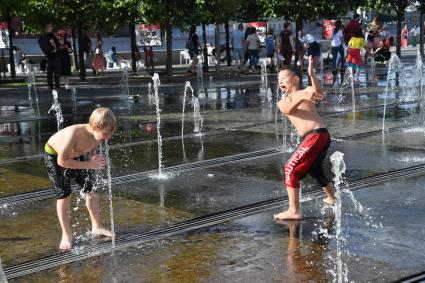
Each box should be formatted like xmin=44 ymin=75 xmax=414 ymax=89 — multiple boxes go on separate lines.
xmin=0 ymin=148 xmax=281 ymax=206
xmin=4 ymin=163 xmax=425 ymax=279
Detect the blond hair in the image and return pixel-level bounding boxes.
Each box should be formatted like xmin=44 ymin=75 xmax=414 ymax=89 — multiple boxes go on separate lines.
xmin=89 ymin=107 xmax=117 ymax=132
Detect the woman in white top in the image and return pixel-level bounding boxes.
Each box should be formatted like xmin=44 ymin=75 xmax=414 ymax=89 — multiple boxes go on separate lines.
xmin=331 ymin=20 xmax=345 ymax=70
xmin=245 ymin=27 xmax=260 ymax=71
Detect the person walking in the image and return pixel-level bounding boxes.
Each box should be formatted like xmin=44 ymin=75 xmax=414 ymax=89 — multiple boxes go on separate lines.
xmin=245 ymin=27 xmax=260 ymax=72
xmin=186 ymin=25 xmax=200 ymax=75
xmin=331 ymin=20 xmax=345 ymax=70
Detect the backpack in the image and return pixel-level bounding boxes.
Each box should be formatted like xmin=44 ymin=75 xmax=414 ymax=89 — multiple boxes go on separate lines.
xmin=265 ymin=37 xmax=274 ymax=53
xmin=38 ymin=33 xmax=52 ymax=54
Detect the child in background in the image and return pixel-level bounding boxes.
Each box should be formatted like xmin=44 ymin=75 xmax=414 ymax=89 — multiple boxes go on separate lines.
xmin=372 ymin=38 xmax=391 ymax=63
xmin=300 ymin=33 xmax=321 ymax=72
xmin=346 ymin=29 xmax=369 ymax=81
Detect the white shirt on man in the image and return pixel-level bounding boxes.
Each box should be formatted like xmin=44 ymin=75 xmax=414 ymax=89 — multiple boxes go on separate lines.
xmin=246 ymin=33 xmax=259 ymax=50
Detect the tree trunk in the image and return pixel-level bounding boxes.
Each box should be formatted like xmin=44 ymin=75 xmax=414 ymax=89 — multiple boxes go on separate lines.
xmin=129 ymin=21 xmax=137 ymax=73
xmin=6 ymin=15 xmax=15 ymax=78
xmin=294 ymin=18 xmax=303 ymax=68
xmin=396 ymin=13 xmax=402 ymax=58
xmin=165 ymin=22 xmax=173 ymax=82
xmin=215 ymin=23 xmax=221 ymax=75
xmin=71 ymin=26 xmax=79 ymax=71
xmin=225 ymin=21 xmax=231 ymax=66
xmin=420 ymin=13 xmax=424 ymax=57
xmin=77 ymin=22 xmax=86 ymax=81
xmin=202 ymin=23 xmax=208 ymax=71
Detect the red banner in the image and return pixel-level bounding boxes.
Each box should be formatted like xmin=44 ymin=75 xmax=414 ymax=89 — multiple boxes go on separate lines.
xmin=322 ymin=20 xmax=335 ymax=39
xmin=139 ymin=24 xmax=160 ymax=31
xmin=135 ymin=23 xmax=162 ymax=46
xmin=247 ymin=22 xmax=267 ymax=43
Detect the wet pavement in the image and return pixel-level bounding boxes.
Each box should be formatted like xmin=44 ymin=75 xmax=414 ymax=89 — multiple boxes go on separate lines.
xmin=1 ymin=60 xmax=425 ymax=282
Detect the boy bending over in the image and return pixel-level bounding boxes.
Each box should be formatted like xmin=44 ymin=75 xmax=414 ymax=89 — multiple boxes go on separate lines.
xmin=44 ymin=107 xmax=117 ymax=250
xmin=275 ymin=56 xmax=335 ymax=220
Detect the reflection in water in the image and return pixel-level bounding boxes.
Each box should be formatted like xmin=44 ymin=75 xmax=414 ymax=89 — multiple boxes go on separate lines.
xmin=55 ymin=257 xmax=102 ymax=283
xmin=277 ymin=211 xmax=335 ymax=282
xmin=197 ymin=135 xmax=205 ymax=161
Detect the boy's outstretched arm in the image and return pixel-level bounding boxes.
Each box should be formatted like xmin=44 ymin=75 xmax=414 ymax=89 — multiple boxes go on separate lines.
xmin=308 ymin=55 xmax=323 ymax=94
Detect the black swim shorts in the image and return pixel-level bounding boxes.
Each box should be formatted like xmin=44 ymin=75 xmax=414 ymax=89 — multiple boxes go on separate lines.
xmin=44 ymin=152 xmax=96 ymax=199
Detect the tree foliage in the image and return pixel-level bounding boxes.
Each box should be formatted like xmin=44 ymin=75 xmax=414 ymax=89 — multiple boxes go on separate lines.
xmin=260 ymin=0 xmax=366 ymax=21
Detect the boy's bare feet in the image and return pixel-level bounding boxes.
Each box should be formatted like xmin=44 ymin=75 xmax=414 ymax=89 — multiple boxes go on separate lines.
xmin=323 ymin=197 xmax=336 ymax=206
xmin=91 ymin=227 xmax=113 ymax=237
xmin=273 ymin=210 xmax=302 ymax=220
xmin=59 ymin=235 xmax=72 ymax=251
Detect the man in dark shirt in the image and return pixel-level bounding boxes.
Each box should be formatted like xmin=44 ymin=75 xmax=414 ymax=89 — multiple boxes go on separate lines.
xmin=81 ymin=29 xmax=94 ymax=74
xmin=279 ymin=22 xmax=295 ymax=67
xmin=344 ymin=14 xmax=361 ymax=45
xmin=44 ymin=24 xmax=61 ymax=90
xmin=187 ymin=25 xmax=200 ymax=74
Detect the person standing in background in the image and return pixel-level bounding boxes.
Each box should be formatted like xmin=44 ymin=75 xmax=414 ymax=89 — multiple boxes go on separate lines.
xmin=186 ymin=25 xmax=201 ymax=75
xmin=265 ymin=29 xmax=276 ymax=72
xmin=410 ymin=26 xmax=418 ymax=47
xmin=344 ymin=13 xmax=361 ymax=45
xmin=81 ymin=29 xmax=93 ymax=74
xmin=279 ymin=22 xmax=295 ymax=67
xmin=56 ymin=30 xmax=73 ymax=89
xmin=246 ymin=27 xmax=260 ymax=73
xmin=92 ymin=32 xmax=105 ymax=75
xmin=401 ymin=25 xmax=409 ymax=48
xmin=331 ymin=20 xmax=345 ymax=71
xmin=365 ymin=17 xmax=382 ymax=62
xmin=232 ymin=24 xmax=246 ymax=72
xmin=243 ymin=27 xmax=253 ymax=67
xmin=44 ymin=24 xmax=61 ymax=90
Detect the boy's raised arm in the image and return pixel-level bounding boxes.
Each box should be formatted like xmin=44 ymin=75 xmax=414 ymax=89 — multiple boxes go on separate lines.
xmin=308 ymin=55 xmax=323 ymax=94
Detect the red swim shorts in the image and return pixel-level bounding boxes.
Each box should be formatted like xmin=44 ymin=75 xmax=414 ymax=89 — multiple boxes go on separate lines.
xmin=284 ymin=128 xmax=331 ymax=188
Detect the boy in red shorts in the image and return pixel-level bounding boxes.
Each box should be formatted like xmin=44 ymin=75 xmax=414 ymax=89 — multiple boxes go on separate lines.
xmin=275 ymin=56 xmax=335 ymax=220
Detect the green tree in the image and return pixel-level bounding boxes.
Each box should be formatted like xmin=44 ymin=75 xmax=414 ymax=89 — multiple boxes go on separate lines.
xmin=140 ymin=0 xmax=196 ymax=82
xmin=22 ymin=0 xmax=103 ymax=80
xmin=100 ymin=0 xmax=142 ymax=73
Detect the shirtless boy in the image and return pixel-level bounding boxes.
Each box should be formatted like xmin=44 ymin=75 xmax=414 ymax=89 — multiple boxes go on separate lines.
xmin=44 ymin=107 xmax=117 ymax=250
xmin=275 ymin=56 xmax=336 ymax=220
